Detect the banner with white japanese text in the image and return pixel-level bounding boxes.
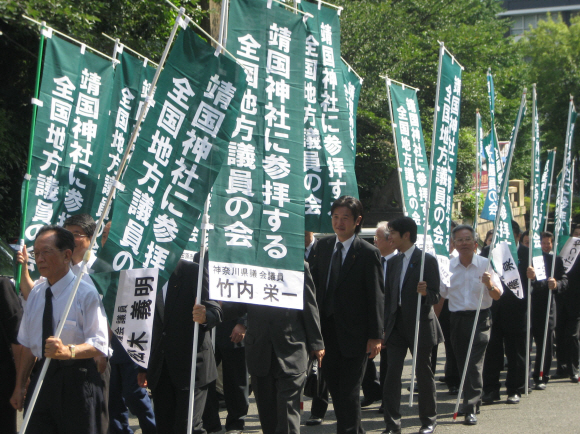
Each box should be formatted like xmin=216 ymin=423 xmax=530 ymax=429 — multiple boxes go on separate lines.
xmin=90 ymin=50 xmax=157 ymax=223
xmin=427 ymin=48 xmax=462 ymax=282
xmin=481 ymin=71 xmax=502 ymax=221
xmin=208 ymin=0 xmax=306 ymax=310
xmin=559 ymin=237 xmax=580 ymax=273
xmin=96 ymin=268 xmax=158 ymax=368
xmin=386 ymin=80 xmax=429 ymax=228
xmin=92 ymin=27 xmax=247 ymax=299
xmin=489 ymin=93 xmax=527 ymax=298
xmin=23 ymin=33 xmax=115 ymax=275
xmin=530 ymin=89 xmax=546 ymax=280
xmin=556 ymin=107 xmax=577 ymax=253
xmin=539 ymin=149 xmax=556 ymax=232
xmin=299 ymin=1 xmax=361 ymax=233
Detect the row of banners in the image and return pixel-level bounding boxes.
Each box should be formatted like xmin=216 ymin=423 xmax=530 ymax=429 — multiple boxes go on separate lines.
xmin=22 ymin=0 xmax=578 ymax=368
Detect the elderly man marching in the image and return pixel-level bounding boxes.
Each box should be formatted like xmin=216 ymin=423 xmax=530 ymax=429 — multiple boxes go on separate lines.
xmin=440 ymin=225 xmax=502 ymax=426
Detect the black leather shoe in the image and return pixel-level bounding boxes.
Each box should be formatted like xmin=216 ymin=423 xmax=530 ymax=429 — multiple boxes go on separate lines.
xmin=448 ymin=385 xmax=459 ymax=395
xmin=406 ymin=385 xmax=419 ymax=393
xmin=305 ymin=416 xmax=323 ymax=426
xmin=507 ymin=393 xmax=520 ymax=404
xmin=419 ymin=422 xmax=437 ymax=434
xmin=535 ymin=382 xmax=546 ymax=390
xmin=457 ymin=406 xmax=480 ymax=416
xmin=571 ymin=375 xmax=579 ymax=383
xmin=482 ymin=389 xmax=500 ymax=403
xmin=361 ymin=396 xmax=380 ymax=407
xmin=381 ymin=430 xmax=401 ymax=434
xmin=464 ymin=414 xmax=477 ymax=425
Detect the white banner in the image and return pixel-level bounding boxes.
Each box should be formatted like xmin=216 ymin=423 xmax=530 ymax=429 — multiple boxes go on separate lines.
xmin=112 ymin=267 xmax=159 ymax=369
xmin=491 ymin=241 xmax=523 ymax=299
xmin=559 ymin=236 xmax=580 ymax=273
xmin=208 ymin=260 xmax=304 ymax=309
xmin=532 ymin=255 xmax=547 ymax=281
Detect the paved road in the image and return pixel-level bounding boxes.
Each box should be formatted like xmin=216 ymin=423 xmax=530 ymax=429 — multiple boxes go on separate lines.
xmin=17 ymin=344 xmax=580 ymax=433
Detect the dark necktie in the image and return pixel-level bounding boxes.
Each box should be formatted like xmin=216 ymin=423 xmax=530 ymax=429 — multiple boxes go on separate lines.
xmin=324 ymin=242 xmax=343 ymax=317
xmin=381 ymin=256 xmax=387 ymax=280
xmin=42 ymin=287 xmax=53 ymax=351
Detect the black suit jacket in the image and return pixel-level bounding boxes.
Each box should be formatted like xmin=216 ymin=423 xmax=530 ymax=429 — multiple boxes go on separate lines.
xmin=224 ymin=261 xmax=324 ymax=377
xmin=384 ymin=247 xmax=443 ymax=347
xmin=147 ymin=260 xmax=222 ymax=391
xmin=563 ymin=250 xmax=580 ymax=309
xmin=310 ymin=235 xmax=384 ymax=358
xmin=531 ymin=252 xmax=567 ymax=314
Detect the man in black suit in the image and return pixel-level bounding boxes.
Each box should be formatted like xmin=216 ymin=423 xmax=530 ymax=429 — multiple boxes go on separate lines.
xmin=309 ymin=195 xmax=384 ymax=434
xmin=382 ymin=217 xmax=443 ymax=434
xmin=482 ymin=222 xmax=532 ymax=405
xmin=225 ymin=261 xmax=324 ymax=433
xmin=527 ymin=231 xmax=568 ymax=389
xmin=557 ymin=225 xmax=580 ymax=383
xmin=141 ymin=259 xmax=222 ymax=434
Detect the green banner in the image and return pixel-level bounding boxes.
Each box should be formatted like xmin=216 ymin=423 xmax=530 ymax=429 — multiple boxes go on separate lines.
xmin=387 ymin=80 xmax=429 ymax=229
xmin=92 ymin=27 xmax=247 ymax=292
xmin=481 ymin=70 xmax=502 ymax=222
xmin=529 ymin=87 xmax=546 ymax=279
xmin=299 ymin=1 xmax=361 ymax=233
xmin=428 ymin=48 xmax=462 ymax=259
xmin=489 ymin=91 xmax=527 ymax=297
xmin=539 ymin=149 xmax=556 ymax=231
xmin=208 ymin=0 xmax=306 ymax=309
xmin=23 ymin=33 xmax=115 ymax=272
xmin=557 ymin=107 xmax=577 ymax=253
xmin=90 ymin=49 xmax=157 ymax=223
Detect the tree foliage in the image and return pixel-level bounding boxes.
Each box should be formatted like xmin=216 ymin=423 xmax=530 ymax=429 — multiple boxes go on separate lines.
xmin=519 ymin=14 xmax=580 ymax=174
xmin=0 ymin=1 xmax=576 ymax=240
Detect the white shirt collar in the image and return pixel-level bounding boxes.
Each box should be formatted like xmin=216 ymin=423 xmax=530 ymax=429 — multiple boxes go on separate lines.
xmin=47 ymin=269 xmax=76 ymax=301
xmin=384 ymin=250 xmax=398 ymax=261
xmin=335 ymin=234 xmax=355 ymax=253
xmin=402 ymin=244 xmax=415 ymax=260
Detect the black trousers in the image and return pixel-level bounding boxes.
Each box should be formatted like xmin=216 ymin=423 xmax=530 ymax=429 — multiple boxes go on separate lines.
xmin=152 ymin=362 xmax=208 ymax=434
xmin=203 ymin=346 xmax=249 ymax=431
xmin=321 ymin=316 xmax=367 ymax=434
xmin=24 ymin=358 xmax=106 ymax=434
xmin=0 ymin=358 xmax=17 ymax=434
xmin=252 ymin=350 xmax=305 ymax=434
xmin=361 ymin=357 xmax=382 ymax=401
xmin=439 ymin=299 xmax=459 ymax=388
xmin=531 ymin=302 xmax=555 ymax=382
xmin=483 ymin=318 xmax=528 ymax=395
xmin=383 ymin=311 xmax=437 ymax=431
xmin=554 ymin=294 xmax=568 ymax=374
xmin=309 ymin=380 xmax=329 ymax=419
xmin=450 ymin=309 xmax=491 ymax=414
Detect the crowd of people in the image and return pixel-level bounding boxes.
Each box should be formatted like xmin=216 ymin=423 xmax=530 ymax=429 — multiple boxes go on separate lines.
xmin=1 ymin=196 xmax=580 ymax=434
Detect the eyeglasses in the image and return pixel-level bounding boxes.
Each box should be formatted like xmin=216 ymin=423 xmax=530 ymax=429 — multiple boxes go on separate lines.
xmin=71 ymin=233 xmax=88 ymax=239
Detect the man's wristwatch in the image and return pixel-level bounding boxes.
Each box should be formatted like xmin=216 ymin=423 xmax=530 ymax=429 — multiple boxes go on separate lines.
xmin=68 ymin=344 xmax=76 ymax=359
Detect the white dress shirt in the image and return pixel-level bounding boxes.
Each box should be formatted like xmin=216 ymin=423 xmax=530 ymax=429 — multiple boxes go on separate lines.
xmin=440 ymin=254 xmax=503 ymax=312
xmin=333 ymin=234 xmax=355 ymax=264
xmin=18 ymin=269 xmax=109 ymax=358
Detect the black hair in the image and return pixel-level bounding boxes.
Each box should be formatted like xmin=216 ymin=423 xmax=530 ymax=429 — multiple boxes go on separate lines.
xmin=451 ymin=224 xmax=476 ymax=240
xmin=540 ymin=231 xmax=554 ymax=242
xmin=511 ymin=220 xmax=521 ymax=238
xmin=331 ymin=196 xmax=364 ymax=234
xmin=64 ymin=213 xmax=96 ymax=238
xmin=36 ymin=225 xmax=75 ymax=253
xmin=388 ymin=217 xmax=417 ymax=244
